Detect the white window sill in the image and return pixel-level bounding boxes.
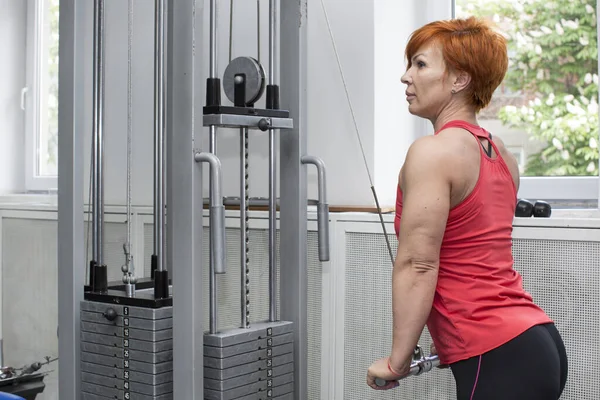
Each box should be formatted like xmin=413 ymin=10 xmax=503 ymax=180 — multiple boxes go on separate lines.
xmin=0 ymin=193 xmax=57 ymax=209
xmin=0 ymin=194 xmax=598 ymax=229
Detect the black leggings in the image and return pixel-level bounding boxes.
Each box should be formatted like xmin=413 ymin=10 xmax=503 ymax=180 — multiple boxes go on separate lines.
xmin=450 ymin=323 xmax=568 ymax=400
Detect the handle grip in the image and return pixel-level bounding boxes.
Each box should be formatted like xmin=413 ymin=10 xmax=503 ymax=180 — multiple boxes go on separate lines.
xmin=210 ymin=205 xmax=226 ymax=273
xmin=195 ymin=151 xmax=226 ymax=274
xmin=301 ymin=155 xmax=330 ymax=262
xmin=375 ymin=353 xmax=441 ymax=388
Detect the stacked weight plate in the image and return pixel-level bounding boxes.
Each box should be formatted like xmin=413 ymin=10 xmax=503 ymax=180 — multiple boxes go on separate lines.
xmin=79 ymin=300 xmax=173 ymax=400
xmin=204 ymin=321 xmax=295 ymax=399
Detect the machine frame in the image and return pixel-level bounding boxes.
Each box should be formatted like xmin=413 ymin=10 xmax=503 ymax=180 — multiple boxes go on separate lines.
xmin=57 ymin=0 xmax=310 ymax=399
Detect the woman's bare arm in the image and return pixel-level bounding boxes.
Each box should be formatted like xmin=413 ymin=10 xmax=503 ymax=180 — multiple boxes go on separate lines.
xmin=389 ymin=136 xmax=452 ymax=371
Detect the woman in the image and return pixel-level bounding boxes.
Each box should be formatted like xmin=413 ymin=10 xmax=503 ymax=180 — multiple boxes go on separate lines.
xmin=366 ymin=17 xmax=568 ymax=399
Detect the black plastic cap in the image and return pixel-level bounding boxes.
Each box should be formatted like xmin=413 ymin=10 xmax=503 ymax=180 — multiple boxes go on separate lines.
xmin=93 ymin=264 xmax=108 ymax=293
xmin=154 ymin=270 xmax=170 ymax=299
xmin=266 ymin=85 xmax=280 ymax=110
xmin=151 ymin=254 xmax=157 ymax=279
xmin=89 ymin=260 xmax=97 ymax=289
xmin=206 ymin=78 xmax=221 ymax=107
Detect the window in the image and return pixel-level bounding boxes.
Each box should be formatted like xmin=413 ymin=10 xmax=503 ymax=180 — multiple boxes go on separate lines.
xmin=24 ymin=0 xmax=59 ymax=191
xmin=507 ymin=147 xmax=525 ymax=172
xmin=454 ymin=0 xmax=599 ymax=202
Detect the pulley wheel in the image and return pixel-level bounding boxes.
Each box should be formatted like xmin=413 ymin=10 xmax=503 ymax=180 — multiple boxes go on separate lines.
xmin=223 ymin=56 xmax=266 ymax=106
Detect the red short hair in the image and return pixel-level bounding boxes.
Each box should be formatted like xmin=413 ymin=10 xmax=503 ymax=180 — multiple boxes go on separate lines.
xmin=405 ymin=17 xmax=508 ymax=112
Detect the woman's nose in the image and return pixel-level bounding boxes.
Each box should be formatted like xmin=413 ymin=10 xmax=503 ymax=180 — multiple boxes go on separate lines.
xmin=401 ymin=71 xmax=410 ymax=85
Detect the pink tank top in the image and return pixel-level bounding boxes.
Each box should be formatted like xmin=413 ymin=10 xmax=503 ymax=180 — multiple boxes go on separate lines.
xmin=394 ymin=120 xmax=552 ymax=364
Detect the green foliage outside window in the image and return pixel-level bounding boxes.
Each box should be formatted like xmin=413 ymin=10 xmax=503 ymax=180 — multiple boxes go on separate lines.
xmin=459 ymin=0 xmax=599 ymax=176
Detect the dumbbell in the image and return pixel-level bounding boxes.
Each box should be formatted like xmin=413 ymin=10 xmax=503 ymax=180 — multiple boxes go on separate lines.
xmin=515 ymin=199 xmax=551 ymax=218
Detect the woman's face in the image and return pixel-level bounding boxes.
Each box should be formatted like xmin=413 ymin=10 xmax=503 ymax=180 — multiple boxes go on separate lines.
xmin=401 ymin=42 xmax=458 ymax=120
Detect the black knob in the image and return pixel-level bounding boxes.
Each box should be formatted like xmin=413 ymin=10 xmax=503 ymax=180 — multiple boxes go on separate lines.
xmin=515 ymin=199 xmax=534 ymax=217
xmin=533 ymin=200 xmax=552 ymax=218
xmin=103 ymin=308 xmax=118 ymax=321
xmin=258 ymin=118 xmax=270 ymax=131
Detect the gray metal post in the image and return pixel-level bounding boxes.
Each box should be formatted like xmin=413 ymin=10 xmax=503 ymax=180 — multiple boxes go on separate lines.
xmin=92 ymin=0 xmax=105 ymax=266
xmin=268 ymin=0 xmax=278 ymax=323
xmin=57 ymin=0 xmax=85 ymax=398
xmin=154 ymin=0 xmax=167 ymax=273
xmin=208 ymin=0 xmax=219 ymax=335
xmin=279 ymin=1 xmax=308 ymax=398
xmin=167 ymin=0 xmax=204 ymax=398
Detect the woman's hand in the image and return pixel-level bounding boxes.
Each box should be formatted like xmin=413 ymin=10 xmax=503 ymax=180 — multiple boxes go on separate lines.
xmin=430 ymin=343 xmax=449 ymax=369
xmin=366 ymin=357 xmax=410 ymax=390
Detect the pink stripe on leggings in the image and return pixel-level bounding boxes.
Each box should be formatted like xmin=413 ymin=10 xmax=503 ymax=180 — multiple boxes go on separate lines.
xmin=470 ymin=355 xmax=482 ymax=400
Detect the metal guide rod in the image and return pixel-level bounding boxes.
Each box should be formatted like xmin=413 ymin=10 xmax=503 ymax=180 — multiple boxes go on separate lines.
xmin=209 ymin=128 xmax=218 ymax=334
xmin=269 ymin=129 xmax=277 ymax=321
xmin=241 ymin=128 xmax=250 ymax=328
xmin=208 ymin=0 xmax=219 ymax=332
xmin=210 ymin=0 xmax=217 ymax=78
xmin=269 ymin=0 xmax=276 ymax=86
xmin=268 ymin=0 xmax=278 ymax=322
xmin=125 ymin=0 xmax=136 ymax=297
xmin=229 ymin=0 xmax=233 ymax=63
xmin=92 ymin=0 xmax=105 ymax=266
xmin=154 ymin=0 xmax=167 ymax=272
xmin=257 ymin=0 xmax=261 ymax=65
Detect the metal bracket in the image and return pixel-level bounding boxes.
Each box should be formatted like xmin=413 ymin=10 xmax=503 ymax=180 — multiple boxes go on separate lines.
xmin=203 ymin=114 xmax=294 ymax=130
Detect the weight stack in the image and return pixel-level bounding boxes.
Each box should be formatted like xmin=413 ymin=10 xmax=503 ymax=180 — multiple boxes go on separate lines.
xmin=203 ymin=321 xmax=295 ymax=400
xmin=79 ymin=300 xmax=173 ymax=400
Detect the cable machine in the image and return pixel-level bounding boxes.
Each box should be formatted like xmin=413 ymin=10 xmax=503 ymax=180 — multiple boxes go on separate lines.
xmin=68 ymin=0 xmax=329 ymax=399
xmin=59 ymin=0 xmax=439 ymax=398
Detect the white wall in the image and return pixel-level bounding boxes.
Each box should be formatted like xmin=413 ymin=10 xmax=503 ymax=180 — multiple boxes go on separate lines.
xmin=76 ymin=0 xmax=451 ymax=209
xmin=0 ymin=0 xmax=27 ymax=195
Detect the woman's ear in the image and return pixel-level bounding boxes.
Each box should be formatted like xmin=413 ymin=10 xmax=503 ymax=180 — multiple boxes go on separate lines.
xmin=453 ymin=71 xmax=471 ymax=93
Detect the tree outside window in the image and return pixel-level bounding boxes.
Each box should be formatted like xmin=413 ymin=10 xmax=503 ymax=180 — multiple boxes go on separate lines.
xmin=456 ymin=0 xmax=598 ymax=177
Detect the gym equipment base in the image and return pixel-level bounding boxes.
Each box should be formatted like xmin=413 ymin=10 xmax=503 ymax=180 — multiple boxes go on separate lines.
xmin=204 ymin=321 xmax=295 ymax=400
xmin=80 ymin=296 xmax=173 ymax=400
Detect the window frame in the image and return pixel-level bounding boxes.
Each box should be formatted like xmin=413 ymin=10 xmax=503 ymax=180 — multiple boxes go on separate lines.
xmin=24 ymin=0 xmax=58 ymax=192
xmin=451 ymin=0 xmax=600 ymax=203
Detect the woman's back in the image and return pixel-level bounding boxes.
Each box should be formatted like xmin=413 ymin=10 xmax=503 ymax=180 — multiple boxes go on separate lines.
xmin=394 ymin=120 xmax=552 ymax=364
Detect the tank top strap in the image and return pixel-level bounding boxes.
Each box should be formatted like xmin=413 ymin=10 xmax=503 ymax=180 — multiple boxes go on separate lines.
xmin=437 ymin=120 xmax=501 ymax=157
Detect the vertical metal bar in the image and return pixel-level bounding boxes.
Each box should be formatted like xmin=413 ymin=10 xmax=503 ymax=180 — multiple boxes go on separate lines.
xmin=167 ymin=0 xmax=203 ymax=397
xmin=240 ymin=128 xmax=248 ymax=328
xmin=268 ymin=130 xmax=276 ymax=321
xmin=208 ymin=0 xmax=219 ymax=334
xmin=210 ymin=0 xmax=217 ymax=78
xmin=92 ymin=0 xmax=105 ymax=265
xmin=161 ymin=0 xmax=168 ymax=273
xmin=268 ymin=0 xmax=276 ymax=86
xmin=257 ymin=0 xmax=261 ymax=64
xmin=58 ymin=0 xmax=85 ymax=397
xmin=229 ymin=0 xmax=233 ymax=63
xmin=209 ymin=128 xmax=218 ymax=334
xmin=268 ymin=0 xmax=278 ymax=322
xmin=154 ymin=0 xmax=167 ymax=272
xmin=280 ymin=0 xmax=308 ymax=398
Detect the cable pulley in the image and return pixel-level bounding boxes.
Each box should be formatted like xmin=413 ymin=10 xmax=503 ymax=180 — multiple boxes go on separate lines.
xmin=224 ymin=57 xmax=266 ymax=107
